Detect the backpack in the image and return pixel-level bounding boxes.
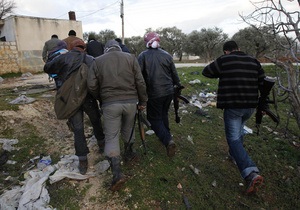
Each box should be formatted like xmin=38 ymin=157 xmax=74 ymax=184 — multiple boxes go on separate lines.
xmin=54 ymin=55 xmax=88 ymax=119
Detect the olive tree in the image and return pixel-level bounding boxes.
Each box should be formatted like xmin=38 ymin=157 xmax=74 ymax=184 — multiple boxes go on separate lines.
xmin=184 ymin=27 xmax=228 ymax=62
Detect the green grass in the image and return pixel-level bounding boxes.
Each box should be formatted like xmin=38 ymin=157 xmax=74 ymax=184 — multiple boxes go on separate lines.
xmin=0 ymin=67 xmax=299 ymax=209
xmin=118 ymin=66 xmax=300 ymax=209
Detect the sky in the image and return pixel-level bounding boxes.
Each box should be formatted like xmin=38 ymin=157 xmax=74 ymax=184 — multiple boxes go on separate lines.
xmin=12 ymin=0 xmax=298 ymax=38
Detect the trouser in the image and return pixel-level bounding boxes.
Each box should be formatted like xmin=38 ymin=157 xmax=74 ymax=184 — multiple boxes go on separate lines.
xmin=224 ymin=108 xmax=259 ymax=179
xmin=102 ymin=103 xmax=136 ymax=157
xmin=68 ymin=95 xmax=104 ymax=157
xmin=147 ymin=94 xmax=173 ymax=147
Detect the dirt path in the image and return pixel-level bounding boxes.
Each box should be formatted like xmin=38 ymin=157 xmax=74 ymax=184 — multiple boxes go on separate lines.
xmin=0 ymin=73 xmax=128 ymax=209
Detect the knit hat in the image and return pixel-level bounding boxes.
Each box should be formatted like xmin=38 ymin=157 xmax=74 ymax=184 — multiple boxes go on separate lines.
xmin=104 ymin=39 xmax=121 ymax=53
xmin=223 ymin=41 xmax=238 ymax=51
xmin=70 ymin=39 xmax=86 ymax=51
xmin=144 ymin=32 xmax=160 ymax=48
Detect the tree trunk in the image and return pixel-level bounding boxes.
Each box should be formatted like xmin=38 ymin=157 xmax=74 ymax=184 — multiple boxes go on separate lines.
xmin=287 ymin=62 xmax=300 ymax=129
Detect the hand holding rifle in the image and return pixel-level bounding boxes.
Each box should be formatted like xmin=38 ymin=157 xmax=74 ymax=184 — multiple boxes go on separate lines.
xmin=137 ymin=105 xmax=150 ymax=154
xmin=174 ymin=85 xmax=189 ymax=123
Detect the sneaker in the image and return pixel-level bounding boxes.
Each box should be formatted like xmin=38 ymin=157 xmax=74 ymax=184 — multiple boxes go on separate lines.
xmin=110 ymin=174 xmax=127 ymax=192
xmin=79 ymin=159 xmax=88 ymax=175
xmin=167 ymin=141 xmax=176 ymax=157
xmin=245 ymin=172 xmax=264 ymax=194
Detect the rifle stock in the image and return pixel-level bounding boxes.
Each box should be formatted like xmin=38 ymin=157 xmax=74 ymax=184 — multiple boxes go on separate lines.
xmin=173 ymin=85 xmax=188 ymax=123
xmin=138 ymin=109 xmax=149 ymax=154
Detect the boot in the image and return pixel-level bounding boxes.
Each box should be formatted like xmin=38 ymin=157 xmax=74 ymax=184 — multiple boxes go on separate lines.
xmin=78 ymin=156 xmax=88 ymax=175
xmin=124 ymin=143 xmax=138 ymax=163
xmin=108 ymin=156 xmax=127 ymax=191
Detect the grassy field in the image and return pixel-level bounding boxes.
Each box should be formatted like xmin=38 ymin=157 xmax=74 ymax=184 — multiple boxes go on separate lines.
xmin=114 ymin=66 xmax=300 ymax=209
xmin=0 ymin=66 xmax=299 ymax=209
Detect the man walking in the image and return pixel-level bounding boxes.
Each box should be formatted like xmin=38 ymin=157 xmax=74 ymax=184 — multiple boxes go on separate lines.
xmin=42 ymin=34 xmax=61 ymax=62
xmin=202 ymin=40 xmax=265 ymax=194
xmin=86 ymin=34 xmax=104 ymax=58
xmin=138 ymin=32 xmax=182 ymax=157
xmin=88 ymin=40 xmax=147 ymax=191
xmin=44 ymin=39 xmax=105 ymax=175
xmin=63 ymin=30 xmax=81 ymax=51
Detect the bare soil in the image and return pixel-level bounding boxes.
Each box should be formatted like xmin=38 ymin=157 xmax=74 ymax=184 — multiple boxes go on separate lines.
xmin=0 ymin=73 xmax=128 ymax=209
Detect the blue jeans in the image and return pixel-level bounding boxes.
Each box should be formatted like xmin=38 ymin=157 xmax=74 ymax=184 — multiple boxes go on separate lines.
xmin=147 ymin=94 xmax=173 ymax=147
xmin=69 ymin=94 xmax=104 ymax=158
xmin=224 ymin=108 xmax=259 ymax=179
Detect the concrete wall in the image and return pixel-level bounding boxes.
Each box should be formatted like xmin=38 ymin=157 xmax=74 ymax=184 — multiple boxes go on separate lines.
xmin=0 ymin=15 xmax=83 ymax=74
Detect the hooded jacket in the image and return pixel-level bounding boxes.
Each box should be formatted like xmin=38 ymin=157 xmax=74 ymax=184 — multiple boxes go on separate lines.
xmin=87 ymin=40 xmax=147 ymax=106
xmin=138 ymin=48 xmax=181 ymax=99
xmin=44 ymin=49 xmax=93 ymax=89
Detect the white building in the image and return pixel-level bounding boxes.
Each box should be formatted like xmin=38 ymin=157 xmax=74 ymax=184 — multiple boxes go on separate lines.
xmin=0 ymin=12 xmax=82 ymax=74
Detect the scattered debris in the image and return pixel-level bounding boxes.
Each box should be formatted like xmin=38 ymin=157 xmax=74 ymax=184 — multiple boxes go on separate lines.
xmin=0 ymin=138 xmax=19 ymax=152
xmin=292 ymin=141 xmax=300 ymax=148
xmin=9 ymin=95 xmax=35 ymax=104
xmin=243 ymin=126 xmax=253 ymax=135
xmin=199 ymin=92 xmax=216 ymax=98
xmin=188 ymin=79 xmax=201 ymax=85
xmin=146 ymin=130 xmax=155 ymax=135
xmin=0 ymin=154 xmax=97 ymax=209
xmin=212 ymin=180 xmax=217 ymax=187
xmin=189 ymin=164 xmax=200 ymax=175
xmin=94 ymin=160 xmax=110 ymax=174
xmin=187 ymin=135 xmax=194 ymax=145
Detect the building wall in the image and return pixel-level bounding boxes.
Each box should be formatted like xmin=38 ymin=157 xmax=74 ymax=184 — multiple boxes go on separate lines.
xmin=0 ymin=41 xmax=19 ymax=75
xmin=0 ymin=15 xmax=83 ymax=74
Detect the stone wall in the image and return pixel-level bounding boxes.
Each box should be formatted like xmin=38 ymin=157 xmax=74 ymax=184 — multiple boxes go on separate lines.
xmin=0 ymin=41 xmax=20 ymax=75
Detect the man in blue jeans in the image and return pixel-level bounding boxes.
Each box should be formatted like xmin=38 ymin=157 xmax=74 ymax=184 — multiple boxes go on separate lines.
xmin=202 ymin=40 xmax=265 ymax=194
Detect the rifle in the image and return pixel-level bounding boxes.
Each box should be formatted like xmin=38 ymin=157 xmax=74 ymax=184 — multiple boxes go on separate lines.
xmin=255 ymin=77 xmax=280 ymax=135
xmin=137 ymin=108 xmax=151 ymax=154
xmin=174 ymin=85 xmax=189 ymax=123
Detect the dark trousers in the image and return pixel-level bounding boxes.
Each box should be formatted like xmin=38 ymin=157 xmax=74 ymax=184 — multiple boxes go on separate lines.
xmin=147 ymin=94 xmax=173 ymax=147
xmin=69 ymin=94 xmax=104 ymax=157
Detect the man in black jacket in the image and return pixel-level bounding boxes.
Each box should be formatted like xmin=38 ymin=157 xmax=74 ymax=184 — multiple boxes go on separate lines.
xmin=202 ymin=40 xmax=265 ymax=194
xmin=86 ymin=34 xmax=104 ymax=58
xmin=44 ymin=39 xmax=105 ymax=175
xmin=138 ymin=32 xmax=181 ymax=157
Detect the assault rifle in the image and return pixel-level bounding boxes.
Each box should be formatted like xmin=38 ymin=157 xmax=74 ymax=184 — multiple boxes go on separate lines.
xmin=255 ymin=77 xmax=280 ymax=135
xmin=126 ymin=106 xmax=151 ymax=155
xmin=173 ymin=85 xmax=189 ymax=123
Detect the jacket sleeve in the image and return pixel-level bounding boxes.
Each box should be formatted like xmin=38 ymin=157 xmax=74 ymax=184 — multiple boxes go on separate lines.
xmin=87 ymin=61 xmax=100 ymax=100
xmin=202 ymin=57 xmax=221 ymax=78
xmin=170 ymin=61 xmax=181 ymax=87
xmin=133 ymin=56 xmax=148 ymax=106
xmin=43 ymin=55 xmax=65 ymax=74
